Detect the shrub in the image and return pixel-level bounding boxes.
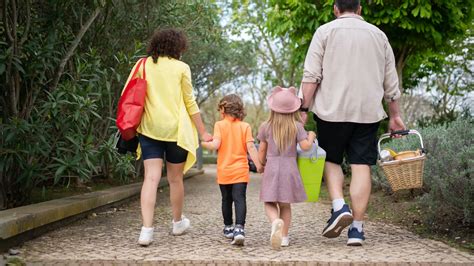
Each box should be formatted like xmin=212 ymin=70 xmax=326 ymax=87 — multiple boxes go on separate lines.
xmin=372 ymin=118 xmax=474 ymax=228
xmin=0 ymin=51 xmax=140 ymax=209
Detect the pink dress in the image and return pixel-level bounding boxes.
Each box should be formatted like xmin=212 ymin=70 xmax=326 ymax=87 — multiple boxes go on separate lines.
xmin=257 ymin=122 xmax=308 ymax=203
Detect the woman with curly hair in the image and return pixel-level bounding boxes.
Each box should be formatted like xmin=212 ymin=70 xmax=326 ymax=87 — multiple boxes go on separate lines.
xmin=201 ymin=94 xmax=262 ymax=246
xmin=123 ymin=28 xmax=212 ymax=246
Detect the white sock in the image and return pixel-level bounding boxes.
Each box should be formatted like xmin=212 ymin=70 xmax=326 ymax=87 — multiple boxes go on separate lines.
xmin=332 ymin=198 xmax=345 ymax=212
xmin=351 ymin=220 xmax=364 ymax=232
xmin=141 ymin=226 xmax=154 ymax=232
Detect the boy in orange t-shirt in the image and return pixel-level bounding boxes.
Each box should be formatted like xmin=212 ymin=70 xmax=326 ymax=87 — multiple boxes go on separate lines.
xmin=201 ymin=94 xmax=262 ymax=245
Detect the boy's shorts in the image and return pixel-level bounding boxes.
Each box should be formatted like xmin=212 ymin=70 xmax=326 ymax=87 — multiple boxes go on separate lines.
xmin=314 ymin=114 xmax=380 ymax=165
xmin=138 ymin=134 xmax=188 ymax=163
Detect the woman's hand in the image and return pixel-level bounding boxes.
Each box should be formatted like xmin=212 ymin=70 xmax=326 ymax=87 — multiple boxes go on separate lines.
xmin=200 ymin=132 xmax=213 ymax=142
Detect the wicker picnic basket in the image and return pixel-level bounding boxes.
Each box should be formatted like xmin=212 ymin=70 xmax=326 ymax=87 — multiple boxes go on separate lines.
xmin=377 ymin=130 xmax=426 ymax=191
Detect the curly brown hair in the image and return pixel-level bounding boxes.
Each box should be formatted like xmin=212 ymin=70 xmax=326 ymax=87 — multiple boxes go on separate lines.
xmin=146 ymin=28 xmax=188 ymax=63
xmin=218 ymin=94 xmax=246 ymax=120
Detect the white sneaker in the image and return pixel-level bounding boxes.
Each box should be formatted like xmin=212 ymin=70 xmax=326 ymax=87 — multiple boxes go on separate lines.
xmin=270 ymin=219 xmax=283 ymax=250
xmin=172 ymin=216 xmax=190 ymax=235
xmin=138 ymin=226 xmax=154 ymax=246
xmin=281 ymin=236 xmax=290 ymax=247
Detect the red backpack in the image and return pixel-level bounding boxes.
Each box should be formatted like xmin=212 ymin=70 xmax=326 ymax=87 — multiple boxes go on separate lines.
xmin=116 ymin=57 xmax=147 ymax=140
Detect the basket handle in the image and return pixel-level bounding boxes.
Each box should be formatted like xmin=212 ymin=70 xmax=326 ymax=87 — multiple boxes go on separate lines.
xmin=309 ymin=139 xmax=319 ymax=163
xmin=390 ymin=129 xmax=410 ymax=136
xmin=377 ymin=129 xmax=425 ymax=156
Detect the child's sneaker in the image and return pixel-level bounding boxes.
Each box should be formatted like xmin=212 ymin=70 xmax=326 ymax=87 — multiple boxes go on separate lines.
xmin=223 ymin=225 xmax=234 ymax=239
xmin=231 ymin=224 xmax=245 ymax=245
xmin=172 ymin=216 xmax=190 ymax=235
xmin=138 ymin=226 xmax=154 ymax=246
xmin=270 ymin=219 xmax=284 ymax=250
xmin=281 ymin=236 xmax=290 ymax=247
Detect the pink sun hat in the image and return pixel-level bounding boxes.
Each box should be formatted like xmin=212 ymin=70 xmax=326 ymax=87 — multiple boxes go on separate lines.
xmin=267 ymin=86 xmax=301 ymax=113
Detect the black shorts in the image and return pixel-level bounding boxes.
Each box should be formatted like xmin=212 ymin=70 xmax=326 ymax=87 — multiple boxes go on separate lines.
xmin=314 ymin=115 xmax=380 ymax=165
xmin=138 ymin=134 xmax=188 ymax=163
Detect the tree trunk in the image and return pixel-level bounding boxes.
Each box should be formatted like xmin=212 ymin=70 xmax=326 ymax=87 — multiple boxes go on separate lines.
xmin=394 ymin=45 xmax=411 ymax=94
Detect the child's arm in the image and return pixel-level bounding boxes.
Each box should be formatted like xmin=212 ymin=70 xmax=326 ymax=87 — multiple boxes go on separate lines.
xmin=257 ymin=141 xmax=268 ymax=173
xmin=246 ymin=141 xmax=261 ymax=172
xmin=298 ymin=131 xmax=316 ymax=151
xmin=201 ymin=138 xmax=221 ymax=150
xmin=201 ymin=123 xmax=221 ymax=150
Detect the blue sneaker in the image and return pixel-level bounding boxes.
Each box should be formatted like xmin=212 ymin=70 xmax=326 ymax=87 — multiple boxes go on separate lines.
xmin=231 ymin=224 xmax=245 ymax=245
xmin=347 ymin=227 xmax=365 ymax=246
xmin=322 ymin=204 xmax=353 ymax=238
xmin=223 ymin=225 xmax=234 ymax=239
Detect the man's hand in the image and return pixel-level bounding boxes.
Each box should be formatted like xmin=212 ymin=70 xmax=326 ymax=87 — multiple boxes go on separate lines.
xmin=200 ymin=132 xmax=213 ymax=142
xmin=389 ymin=116 xmax=406 ymax=138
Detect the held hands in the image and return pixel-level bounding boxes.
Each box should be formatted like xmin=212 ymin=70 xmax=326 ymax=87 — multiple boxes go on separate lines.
xmin=200 ymin=140 xmax=212 ymax=150
xmin=257 ymin=166 xmax=264 ymax=174
xmin=256 ymin=162 xmax=265 ymax=174
xmin=200 ymin=132 xmax=213 ymax=142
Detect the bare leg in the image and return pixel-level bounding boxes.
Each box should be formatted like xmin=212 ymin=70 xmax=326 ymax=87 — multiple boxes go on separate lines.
xmin=141 ymin=159 xmax=163 ymax=227
xmin=166 ymin=161 xmax=186 ymax=222
xmin=324 ymin=161 xmax=345 ymax=200
xmin=264 ymin=202 xmax=279 ymax=222
xmin=350 ymin=164 xmax=372 ymax=221
xmin=279 ymin=203 xmax=291 ymax=237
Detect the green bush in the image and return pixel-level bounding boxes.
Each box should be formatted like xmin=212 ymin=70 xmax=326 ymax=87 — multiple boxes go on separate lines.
xmin=372 ymin=118 xmax=474 ymax=228
xmin=0 ymin=51 xmax=139 ymax=209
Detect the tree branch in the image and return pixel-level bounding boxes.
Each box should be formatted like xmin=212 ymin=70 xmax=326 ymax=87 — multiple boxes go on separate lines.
xmin=19 ymin=0 xmax=30 ymax=45
xmin=50 ymin=6 xmax=102 ymax=91
xmin=3 ymin=0 xmax=14 ymax=42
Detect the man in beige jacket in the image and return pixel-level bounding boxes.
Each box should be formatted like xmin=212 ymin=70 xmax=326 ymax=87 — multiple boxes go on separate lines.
xmin=299 ymin=0 xmax=405 ymax=246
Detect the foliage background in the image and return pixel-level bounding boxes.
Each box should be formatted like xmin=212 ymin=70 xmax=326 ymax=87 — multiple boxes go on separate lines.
xmin=0 ymin=0 xmax=252 ymax=209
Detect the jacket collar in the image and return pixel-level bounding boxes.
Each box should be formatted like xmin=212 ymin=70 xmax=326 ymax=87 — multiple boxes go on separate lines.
xmin=338 ymin=13 xmax=364 ymax=21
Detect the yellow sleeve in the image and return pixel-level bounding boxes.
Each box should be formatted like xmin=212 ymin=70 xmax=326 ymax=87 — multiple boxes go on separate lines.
xmin=181 ymin=65 xmax=200 ymax=115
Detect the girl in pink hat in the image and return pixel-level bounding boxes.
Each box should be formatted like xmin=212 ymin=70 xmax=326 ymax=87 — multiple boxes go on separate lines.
xmin=257 ymin=86 xmax=316 ymax=249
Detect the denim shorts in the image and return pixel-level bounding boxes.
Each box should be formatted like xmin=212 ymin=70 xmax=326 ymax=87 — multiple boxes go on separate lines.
xmin=138 ymin=134 xmax=188 ymax=163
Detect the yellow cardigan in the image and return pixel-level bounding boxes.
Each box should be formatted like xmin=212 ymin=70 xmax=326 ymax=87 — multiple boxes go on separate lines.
xmin=123 ymin=56 xmax=200 ymax=173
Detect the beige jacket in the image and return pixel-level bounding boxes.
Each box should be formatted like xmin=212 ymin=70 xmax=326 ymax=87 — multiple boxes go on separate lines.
xmin=301 ymin=14 xmax=401 ymax=123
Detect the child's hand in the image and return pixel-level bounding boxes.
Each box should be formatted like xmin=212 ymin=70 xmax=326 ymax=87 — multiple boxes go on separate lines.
xmin=201 ymin=140 xmax=213 ymax=150
xmin=300 ymin=111 xmax=308 ymax=123
xmin=308 ymin=131 xmax=316 ymax=139
xmin=257 ymin=165 xmax=265 ymax=173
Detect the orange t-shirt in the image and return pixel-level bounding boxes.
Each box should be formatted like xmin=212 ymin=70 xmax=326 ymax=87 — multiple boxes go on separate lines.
xmin=214 ymin=117 xmax=254 ymax=184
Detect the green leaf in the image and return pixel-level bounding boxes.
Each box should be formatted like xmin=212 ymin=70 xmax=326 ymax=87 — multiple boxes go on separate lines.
xmin=420 ymin=6 xmax=430 ymax=18
xmin=412 ymin=6 xmax=421 ymax=17
xmin=55 ymin=165 xmax=67 ymax=178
